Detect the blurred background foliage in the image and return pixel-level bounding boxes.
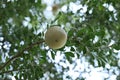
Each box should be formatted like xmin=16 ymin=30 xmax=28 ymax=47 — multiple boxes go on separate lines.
xmin=0 ymin=0 xmax=120 ymax=80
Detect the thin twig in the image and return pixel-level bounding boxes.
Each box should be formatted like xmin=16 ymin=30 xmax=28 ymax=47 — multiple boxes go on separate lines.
xmin=0 ymin=39 xmax=45 ymax=71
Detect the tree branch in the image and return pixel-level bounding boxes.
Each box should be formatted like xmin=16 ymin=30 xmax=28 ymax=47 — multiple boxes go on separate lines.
xmin=0 ymin=68 xmax=29 ymax=75
xmin=0 ymin=39 xmax=45 ymax=71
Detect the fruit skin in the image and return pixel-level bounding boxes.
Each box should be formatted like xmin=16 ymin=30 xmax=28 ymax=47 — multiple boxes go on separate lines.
xmin=45 ymin=26 xmax=67 ymax=49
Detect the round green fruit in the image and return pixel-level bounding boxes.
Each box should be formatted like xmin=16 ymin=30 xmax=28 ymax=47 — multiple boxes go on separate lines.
xmin=45 ymin=26 xmax=67 ymax=49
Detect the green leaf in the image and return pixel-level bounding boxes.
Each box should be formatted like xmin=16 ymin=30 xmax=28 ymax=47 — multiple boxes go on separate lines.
xmin=70 ymin=47 xmax=75 ymax=51
xmin=51 ymin=51 xmax=55 ymax=60
xmin=65 ymin=52 xmax=75 ymax=57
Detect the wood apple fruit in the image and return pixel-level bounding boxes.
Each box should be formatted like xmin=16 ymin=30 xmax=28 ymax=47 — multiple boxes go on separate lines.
xmin=45 ymin=26 xmax=67 ymax=49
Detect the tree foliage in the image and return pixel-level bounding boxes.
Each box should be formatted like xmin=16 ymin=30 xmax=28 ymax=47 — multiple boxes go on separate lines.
xmin=0 ymin=0 xmax=120 ymax=79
